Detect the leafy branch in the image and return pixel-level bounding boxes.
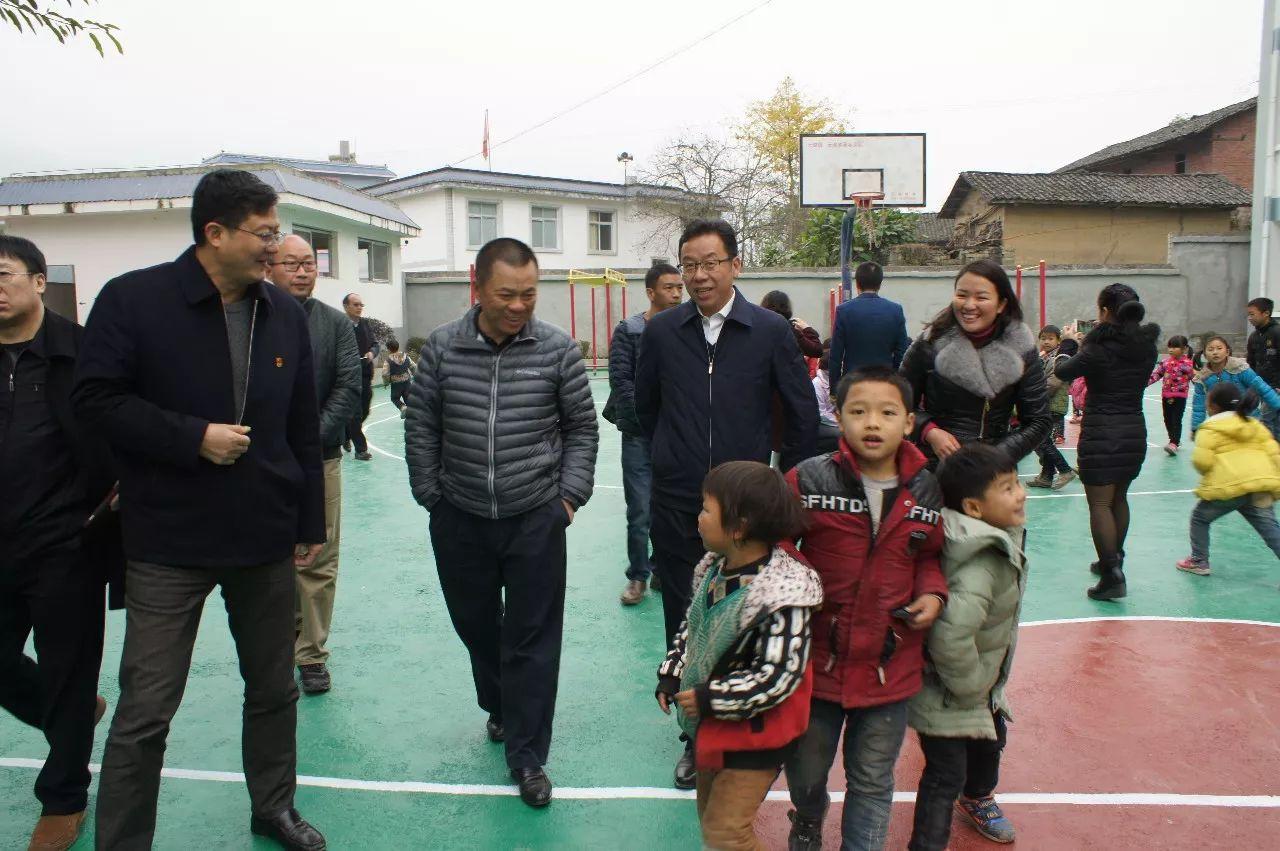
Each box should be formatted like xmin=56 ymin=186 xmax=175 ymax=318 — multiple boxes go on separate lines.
xmin=1 ymin=0 xmax=122 ymax=56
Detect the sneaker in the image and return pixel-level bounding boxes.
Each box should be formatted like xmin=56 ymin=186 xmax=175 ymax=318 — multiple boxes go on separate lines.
xmin=619 ymin=579 xmax=647 ymax=606
xmin=1053 ymin=435 xmax=1066 ymax=445
xmin=956 ymin=796 xmax=1016 ymax=844
xmin=786 ymin=809 xmax=824 ymax=851
xmin=355 ymin=451 xmax=373 ymax=461
xmin=1051 ymin=469 xmax=1078 ymax=490
xmin=1176 ymin=557 xmax=1211 ymax=576
xmin=1165 ymin=442 xmax=1178 ymax=456
xmin=1026 ymin=476 xmax=1053 ymax=489
xmin=298 ymin=664 xmax=332 ymax=695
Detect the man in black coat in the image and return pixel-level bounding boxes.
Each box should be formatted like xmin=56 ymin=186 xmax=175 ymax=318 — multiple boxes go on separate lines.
xmin=73 ymin=170 xmax=327 ymax=851
xmin=634 ymin=219 xmax=817 ymax=788
xmin=342 ymin=292 xmax=377 ymax=461
xmin=0 ymin=235 xmax=121 ymax=851
xmin=1247 ymin=297 xmax=1280 ymax=439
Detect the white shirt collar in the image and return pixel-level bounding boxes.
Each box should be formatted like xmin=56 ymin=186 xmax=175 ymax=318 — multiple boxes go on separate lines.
xmin=700 ymin=289 xmax=736 ymax=323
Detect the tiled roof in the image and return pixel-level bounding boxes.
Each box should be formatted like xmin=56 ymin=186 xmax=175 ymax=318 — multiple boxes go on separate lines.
xmin=939 ymin=171 xmax=1250 ymax=218
xmin=203 ymin=152 xmax=396 ymax=179
xmin=909 ymin=212 xmax=954 ymax=243
xmin=0 ymin=163 xmax=417 ymax=230
xmin=366 ymin=166 xmax=696 ymax=203
xmin=1057 ymin=97 xmax=1256 ymax=172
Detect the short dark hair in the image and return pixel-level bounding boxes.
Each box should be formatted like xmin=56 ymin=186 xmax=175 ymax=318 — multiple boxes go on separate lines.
xmin=342 ymin=292 xmax=360 ymax=306
xmin=678 ymin=218 xmax=738 ymax=259
xmin=854 ymin=261 xmax=883 ymax=291
xmin=760 ymin=290 xmax=793 ymax=320
xmin=0 ymin=234 xmax=47 ymax=277
xmin=475 ymin=237 xmax=538 ymax=287
xmin=833 ymin=365 xmax=914 ymax=410
xmin=191 ymin=169 xmax=278 ymax=245
xmin=386 ymin=339 xmax=400 ymax=352
xmin=701 ymin=460 xmax=808 ymax=545
xmin=937 ymin=444 xmax=1017 ymax=512
xmin=1249 ymin=297 xmax=1274 ymax=315
xmin=1039 ymin=324 xmax=1062 ymax=339
xmin=645 ymin=262 xmax=680 ymax=289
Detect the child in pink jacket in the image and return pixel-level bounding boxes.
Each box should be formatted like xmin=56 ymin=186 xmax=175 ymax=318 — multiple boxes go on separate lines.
xmin=1148 ymin=335 xmax=1194 ymax=455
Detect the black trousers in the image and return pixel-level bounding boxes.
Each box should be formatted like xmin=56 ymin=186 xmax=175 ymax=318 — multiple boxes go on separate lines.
xmin=909 ymin=713 xmax=1008 ymax=851
xmin=649 ymin=499 xmax=704 ymax=647
xmin=95 ymin=558 xmax=298 ymax=849
xmin=429 ymin=497 xmax=568 ymax=770
xmin=0 ymin=544 xmax=105 ymax=815
xmin=347 ymin=369 xmax=373 ymax=452
xmin=1163 ymin=396 xmax=1188 ymax=446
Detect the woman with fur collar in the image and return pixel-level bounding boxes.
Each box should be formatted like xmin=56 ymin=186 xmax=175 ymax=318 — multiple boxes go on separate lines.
xmin=1056 ymin=284 xmax=1160 ymax=600
xmin=899 ymin=259 xmax=1052 ymax=469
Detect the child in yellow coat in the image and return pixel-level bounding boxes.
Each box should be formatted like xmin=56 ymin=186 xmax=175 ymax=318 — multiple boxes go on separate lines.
xmin=1177 ymin=382 xmax=1280 ymax=577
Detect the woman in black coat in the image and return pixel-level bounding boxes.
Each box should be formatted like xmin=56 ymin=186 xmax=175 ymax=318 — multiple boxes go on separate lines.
xmin=1055 ymin=283 xmax=1160 ymax=601
xmin=900 ymin=259 xmax=1052 ymax=468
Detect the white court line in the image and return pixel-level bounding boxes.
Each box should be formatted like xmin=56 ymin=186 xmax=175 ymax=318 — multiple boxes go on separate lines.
xmin=0 ymin=759 xmax=1274 ymax=807
xmin=1027 ymin=488 xmax=1192 ymax=500
xmin=1022 ymin=615 xmax=1280 ymax=629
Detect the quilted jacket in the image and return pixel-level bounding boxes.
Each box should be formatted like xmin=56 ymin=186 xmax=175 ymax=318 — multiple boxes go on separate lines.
xmin=404 ymin=306 xmax=598 ymax=518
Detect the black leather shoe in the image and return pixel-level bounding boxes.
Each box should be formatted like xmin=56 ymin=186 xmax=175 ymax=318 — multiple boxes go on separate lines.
xmin=486 ymin=715 xmax=505 ymax=743
xmin=510 ymin=767 xmax=552 ymax=807
xmin=298 ymin=664 xmax=331 ymax=695
xmin=1088 ymin=558 xmax=1127 ymax=600
xmin=1091 ymin=550 xmax=1125 ymax=575
xmin=674 ymin=744 xmax=696 ymax=790
xmin=250 ymin=808 xmax=326 ymax=851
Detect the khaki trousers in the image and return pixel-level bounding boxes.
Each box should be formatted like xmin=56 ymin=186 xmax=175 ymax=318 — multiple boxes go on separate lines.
xmin=695 ymin=766 xmax=778 ymax=851
xmin=295 ymin=457 xmax=341 ymax=665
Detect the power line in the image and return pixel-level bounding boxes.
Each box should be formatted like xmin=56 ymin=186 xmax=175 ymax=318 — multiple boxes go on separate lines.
xmin=445 ymin=0 xmax=778 ymax=168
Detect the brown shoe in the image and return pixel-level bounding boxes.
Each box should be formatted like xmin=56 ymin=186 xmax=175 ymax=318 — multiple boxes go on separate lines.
xmin=94 ymin=695 xmax=107 ymax=725
xmin=28 ymin=812 xmax=85 ymax=851
xmin=619 ymin=579 xmax=647 ymax=606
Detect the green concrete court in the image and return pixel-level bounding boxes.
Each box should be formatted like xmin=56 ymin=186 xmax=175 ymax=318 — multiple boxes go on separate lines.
xmin=3 ymin=381 xmax=1278 ymax=849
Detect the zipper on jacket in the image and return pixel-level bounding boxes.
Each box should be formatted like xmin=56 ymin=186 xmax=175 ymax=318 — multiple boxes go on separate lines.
xmin=978 ymin=399 xmax=990 ymax=440
xmin=487 ymin=349 xmax=504 ymax=519
xmin=824 ymin=614 xmax=839 ymax=673
xmin=706 ymin=341 xmax=715 ymax=471
xmin=221 ymin=299 xmax=258 ymax=426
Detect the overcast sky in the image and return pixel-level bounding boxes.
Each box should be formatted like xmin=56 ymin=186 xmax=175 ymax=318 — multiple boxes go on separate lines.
xmin=1 ymin=0 xmax=1264 ymax=211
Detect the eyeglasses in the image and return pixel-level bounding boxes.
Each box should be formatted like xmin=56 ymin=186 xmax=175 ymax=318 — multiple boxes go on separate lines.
xmin=272 ymin=260 xmax=318 ymax=272
xmin=0 ymin=270 xmax=39 ymax=286
xmin=235 ymin=227 xmax=286 ymax=246
xmin=677 ymin=256 xmax=734 ymax=278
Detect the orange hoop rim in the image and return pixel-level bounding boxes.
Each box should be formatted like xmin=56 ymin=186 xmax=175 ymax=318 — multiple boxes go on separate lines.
xmin=848 ymin=191 xmax=885 ymax=209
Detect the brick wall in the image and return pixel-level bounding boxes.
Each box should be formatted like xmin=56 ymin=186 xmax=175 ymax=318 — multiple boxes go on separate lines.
xmin=1084 ymin=107 xmax=1256 ymax=192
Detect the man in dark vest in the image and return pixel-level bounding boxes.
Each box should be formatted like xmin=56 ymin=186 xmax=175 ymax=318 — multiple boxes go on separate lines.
xmin=0 ymin=235 xmax=121 ymax=851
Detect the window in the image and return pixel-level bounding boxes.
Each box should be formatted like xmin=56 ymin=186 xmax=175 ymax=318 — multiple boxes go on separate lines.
xmin=293 ymin=226 xmax=336 ymax=276
xmin=530 ymin=205 xmax=560 ymax=250
xmin=1174 ymin=152 xmax=1187 ymax=174
xmin=467 ymin=201 xmax=498 ymax=247
xmin=589 ymin=210 xmax=615 ymax=253
xmin=358 ymin=238 xmax=391 ymax=283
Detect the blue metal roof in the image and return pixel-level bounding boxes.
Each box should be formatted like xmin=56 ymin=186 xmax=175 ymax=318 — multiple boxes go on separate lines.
xmin=0 ymin=165 xmax=418 ymax=230
xmin=366 ymin=166 xmax=693 ymax=203
xmin=203 ymin=152 xmax=396 ymax=179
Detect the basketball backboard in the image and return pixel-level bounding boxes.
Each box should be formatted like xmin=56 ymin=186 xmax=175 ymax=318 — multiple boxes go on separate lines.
xmin=799 ymin=133 xmax=926 ymax=208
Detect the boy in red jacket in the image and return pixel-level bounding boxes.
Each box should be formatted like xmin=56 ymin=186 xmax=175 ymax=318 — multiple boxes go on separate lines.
xmin=784 ymin=366 xmax=947 ymax=851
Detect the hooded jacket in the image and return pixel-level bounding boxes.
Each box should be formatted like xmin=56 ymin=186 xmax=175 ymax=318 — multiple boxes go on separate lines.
xmin=1192 ymin=412 xmax=1280 ymax=501
xmin=657 ymin=545 xmax=823 ymax=770
xmin=1190 ymin=357 xmax=1280 ymax=433
xmin=908 ymin=509 xmax=1026 ymax=741
xmin=899 ymin=321 xmax=1051 ymax=466
xmin=787 ymin=439 xmax=947 ymax=708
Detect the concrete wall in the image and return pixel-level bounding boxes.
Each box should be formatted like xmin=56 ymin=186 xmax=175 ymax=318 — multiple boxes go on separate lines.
xmin=1 ymin=205 xmax=408 ymax=333
xmin=391 ymin=187 xmax=680 ymax=273
xmin=405 ymin=235 xmax=1251 ymax=356
xmin=1001 ymin=205 xmax=1235 ymax=266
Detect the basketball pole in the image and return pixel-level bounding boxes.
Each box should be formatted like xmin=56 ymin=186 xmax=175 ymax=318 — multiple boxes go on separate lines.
xmin=839 ymin=207 xmax=856 ymax=302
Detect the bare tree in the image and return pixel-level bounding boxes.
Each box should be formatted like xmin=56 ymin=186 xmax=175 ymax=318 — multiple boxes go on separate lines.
xmin=634 ymin=134 xmax=786 ymax=266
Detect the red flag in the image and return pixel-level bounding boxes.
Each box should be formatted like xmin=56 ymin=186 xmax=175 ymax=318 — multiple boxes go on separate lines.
xmin=482 ymin=110 xmax=490 ymax=162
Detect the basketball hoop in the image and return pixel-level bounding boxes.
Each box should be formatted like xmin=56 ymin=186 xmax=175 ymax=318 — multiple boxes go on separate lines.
xmin=849 ymin=191 xmax=885 ymax=248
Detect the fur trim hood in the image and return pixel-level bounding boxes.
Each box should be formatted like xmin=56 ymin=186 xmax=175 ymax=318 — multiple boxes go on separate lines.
xmin=925 ymin=321 xmax=1037 ymax=400
xmin=1085 ymin=320 xmax=1161 ymax=346
xmin=690 ymin=545 xmax=823 ymax=630
xmin=1195 ymin=356 xmax=1251 ymax=384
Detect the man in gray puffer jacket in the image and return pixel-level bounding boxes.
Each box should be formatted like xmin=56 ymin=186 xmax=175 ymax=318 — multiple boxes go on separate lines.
xmin=268 ymin=235 xmax=361 ymax=697
xmin=404 ymin=237 xmax=598 ymax=809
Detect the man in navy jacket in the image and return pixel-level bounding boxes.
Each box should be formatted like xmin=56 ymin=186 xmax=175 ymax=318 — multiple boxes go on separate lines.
xmin=829 ymin=261 xmax=912 ymax=384
xmin=635 ymin=219 xmax=817 ymax=788
xmin=73 ymin=170 xmax=326 ymax=851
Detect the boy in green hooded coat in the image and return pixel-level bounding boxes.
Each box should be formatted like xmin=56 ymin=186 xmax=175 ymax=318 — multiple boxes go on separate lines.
xmin=907 ymin=444 xmax=1028 ymax=850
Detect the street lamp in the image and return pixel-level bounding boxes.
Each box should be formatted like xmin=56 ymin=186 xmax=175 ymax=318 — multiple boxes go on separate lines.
xmin=617 ymin=151 xmax=634 ymax=184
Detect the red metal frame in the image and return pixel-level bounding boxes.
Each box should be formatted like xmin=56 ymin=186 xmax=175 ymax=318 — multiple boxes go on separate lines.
xmin=829 ymin=288 xmax=837 ymax=336
xmin=569 ymin=281 xmax=576 ymax=342
xmin=469 ymin=264 xmax=476 ymax=306
xmin=590 ymin=288 xmax=598 ymax=372
xmin=605 ymin=281 xmax=613 ymax=348
xmin=1039 ymin=260 xmax=1047 ymax=329
xmin=1015 ymin=264 xmax=1023 ymax=301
